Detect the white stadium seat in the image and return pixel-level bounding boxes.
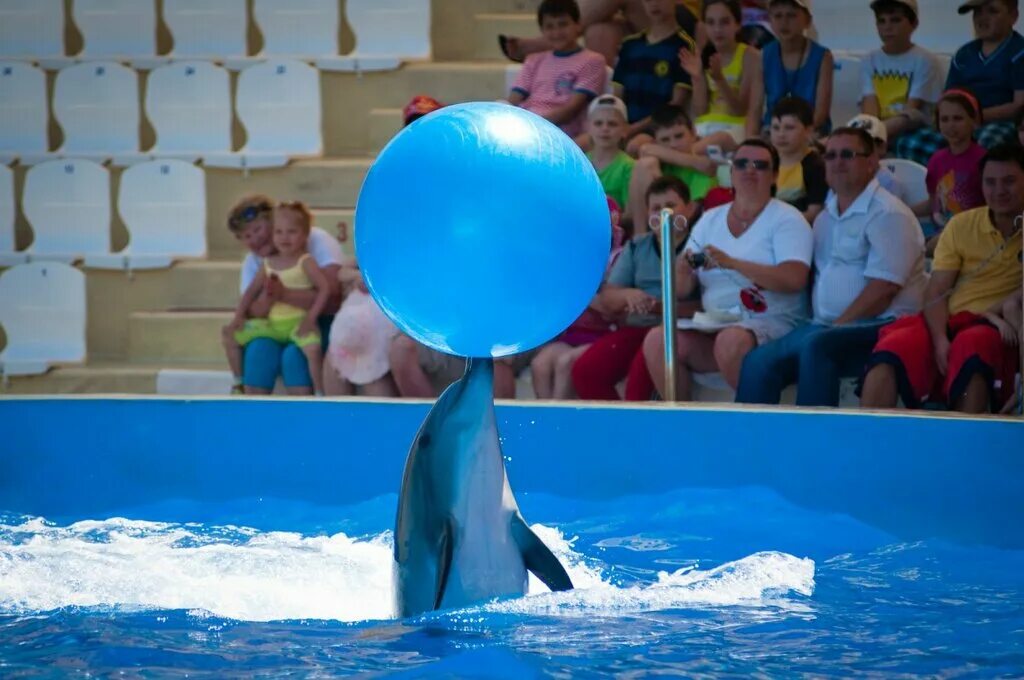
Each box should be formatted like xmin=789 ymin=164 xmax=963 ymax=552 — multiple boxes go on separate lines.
xmin=22 ymin=159 xmax=111 ymax=263
xmin=53 ymin=62 xmax=140 ymax=162
xmin=320 ymin=0 xmax=431 ymax=72
xmin=85 ymin=160 xmax=206 ymax=271
xmin=0 ymin=61 xmax=49 ymax=164
xmin=0 ymin=261 xmax=87 ymax=377
xmin=831 ymin=52 xmax=863 ymax=135
xmin=0 ymin=164 xmax=25 ymax=266
xmin=205 ymin=59 xmax=321 ymax=168
xmin=0 ymin=0 xmax=64 ymax=59
xmin=163 ymin=0 xmax=247 ymax=59
xmin=253 ymin=0 xmax=338 ymax=58
xmin=883 ymin=159 xmax=929 ymax=207
xmin=146 ymin=61 xmax=232 ymax=159
xmin=73 ymin=0 xmax=156 ymax=59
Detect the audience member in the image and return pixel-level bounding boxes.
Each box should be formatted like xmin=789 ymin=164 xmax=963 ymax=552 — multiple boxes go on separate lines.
xmin=860 ymin=144 xmax=1024 ymax=413
xmin=643 ymin=139 xmax=813 ymax=400
xmin=222 ymin=195 xmax=341 ymax=396
xmin=736 ymin=127 xmax=926 ymax=406
xmin=587 ymin=95 xmax=634 ymax=212
xmin=679 ymin=0 xmax=762 ymax=143
xmin=860 ymin=0 xmax=942 ymax=142
xmin=846 ymin=114 xmax=911 ymax=204
xmin=754 ymin=0 xmax=833 ymax=136
xmin=572 ymin=176 xmax=700 ymax=400
xmin=896 ymin=0 xmax=1024 ymax=164
xmin=627 ymin=105 xmax=718 ymax=230
xmin=403 ymin=95 xmax=444 ymax=126
xmin=531 ymin=197 xmax=626 ymax=399
xmin=508 ymin=0 xmax=608 ymax=138
xmin=770 ymin=96 xmax=827 ymax=223
xmin=225 ymin=202 xmax=331 ymax=396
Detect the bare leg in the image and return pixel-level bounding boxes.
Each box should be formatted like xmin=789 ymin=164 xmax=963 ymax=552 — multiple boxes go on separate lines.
xmin=531 ymin=342 xmax=571 ymax=399
xmin=643 ymin=326 xmax=718 ymax=401
xmin=388 ymin=335 xmax=436 ymax=398
xmin=628 ymin=156 xmax=662 ymax=234
xmin=222 ymin=325 xmax=244 ymax=381
xmin=553 ymin=344 xmax=590 ymax=399
xmin=713 ymin=327 xmax=757 ymax=389
xmin=953 ymin=373 xmax=990 ymax=413
xmin=360 ymin=373 xmax=398 ymax=397
xmin=244 ymin=386 xmax=271 ymax=395
xmin=860 ymin=364 xmax=898 ymax=409
xmin=302 ymin=345 xmax=325 ymax=395
xmin=583 ymin=18 xmax=627 ymax=66
xmin=323 ymin=358 xmax=354 ymax=396
xmin=504 ymin=0 xmax=627 ymax=63
xmin=495 ymin=360 xmax=518 ymax=400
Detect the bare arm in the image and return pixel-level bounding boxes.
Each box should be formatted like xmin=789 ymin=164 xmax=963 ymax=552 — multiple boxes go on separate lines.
xmin=861 ymin=94 xmax=881 ymax=117
xmin=923 ymin=269 xmax=958 ymax=374
xmin=507 ymin=90 xmax=526 ymax=105
xmin=232 ymin=270 xmax=266 ymax=327
xmin=679 ymin=47 xmax=707 ymax=116
xmin=639 ymin=143 xmax=717 ymax=176
xmin=705 ymin=247 xmax=811 ymax=293
xmin=982 ymin=90 xmax=1024 ymax=124
xmin=813 ymin=51 xmax=834 ymax=133
xmin=833 ymin=278 xmax=902 ymax=325
xmin=598 ymin=283 xmax=658 ymax=316
xmin=298 ymin=258 xmax=331 ymax=333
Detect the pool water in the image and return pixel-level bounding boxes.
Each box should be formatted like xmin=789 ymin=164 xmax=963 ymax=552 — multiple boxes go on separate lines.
xmin=2 ymin=486 xmax=1023 ymax=677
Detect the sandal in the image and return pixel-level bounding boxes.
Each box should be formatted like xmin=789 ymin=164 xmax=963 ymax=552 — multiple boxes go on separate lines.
xmin=498 ymin=35 xmax=524 ymax=63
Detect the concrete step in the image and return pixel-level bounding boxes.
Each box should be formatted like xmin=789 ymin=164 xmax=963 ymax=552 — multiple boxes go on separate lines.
xmin=472 ymin=13 xmax=537 ymax=62
xmin=1 ymin=364 xmax=160 ymax=395
xmin=166 ymin=260 xmax=243 ymax=309
xmin=128 ymin=310 xmax=232 ymax=364
xmin=368 ymin=108 xmax=403 ymax=154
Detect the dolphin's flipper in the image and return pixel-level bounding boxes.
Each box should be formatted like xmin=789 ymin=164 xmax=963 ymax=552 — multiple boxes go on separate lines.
xmin=433 ymin=519 xmax=454 ymax=610
xmin=511 ymin=515 xmax=574 ymax=592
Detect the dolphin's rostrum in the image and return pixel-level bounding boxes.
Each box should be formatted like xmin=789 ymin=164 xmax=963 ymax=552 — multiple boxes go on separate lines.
xmin=394 ymin=357 xmax=573 ymax=617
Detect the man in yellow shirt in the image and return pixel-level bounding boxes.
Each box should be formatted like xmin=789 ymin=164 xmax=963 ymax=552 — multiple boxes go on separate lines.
xmin=860 ymin=144 xmax=1023 ymax=412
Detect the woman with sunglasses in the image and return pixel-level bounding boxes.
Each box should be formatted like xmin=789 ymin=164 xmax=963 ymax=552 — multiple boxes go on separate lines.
xmin=642 ymin=138 xmax=813 ymax=401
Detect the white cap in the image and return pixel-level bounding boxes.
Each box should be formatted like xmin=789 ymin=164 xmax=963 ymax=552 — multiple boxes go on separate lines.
xmin=847 ymin=114 xmax=887 ymax=144
xmin=587 ymin=94 xmax=628 ymax=121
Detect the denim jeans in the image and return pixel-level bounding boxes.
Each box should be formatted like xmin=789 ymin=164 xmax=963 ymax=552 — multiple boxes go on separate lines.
xmin=735 ymin=320 xmax=888 ymax=407
xmin=242 ymin=315 xmax=333 ymax=391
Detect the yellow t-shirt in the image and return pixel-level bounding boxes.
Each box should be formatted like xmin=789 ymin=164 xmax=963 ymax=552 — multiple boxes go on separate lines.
xmin=932 ymin=207 xmax=1023 ymax=315
xmin=265 ymin=253 xmax=313 ymax=320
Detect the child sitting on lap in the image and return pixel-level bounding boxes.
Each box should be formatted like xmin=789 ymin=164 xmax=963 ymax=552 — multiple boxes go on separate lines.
xmin=225 ymin=202 xmax=330 ymax=396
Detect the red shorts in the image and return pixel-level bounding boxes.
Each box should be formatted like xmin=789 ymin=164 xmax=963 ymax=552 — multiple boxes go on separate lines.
xmin=865 ymin=311 xmax=1018 ymax=408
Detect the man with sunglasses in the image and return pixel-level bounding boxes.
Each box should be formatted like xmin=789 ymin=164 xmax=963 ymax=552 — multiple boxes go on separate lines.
xmin=225 ymin=195 xmax=342 ymax=395
xmin=735 ymin=127 xmax=926 ymax=407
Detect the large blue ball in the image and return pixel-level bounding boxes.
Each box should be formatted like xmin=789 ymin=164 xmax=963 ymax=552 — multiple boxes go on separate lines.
xmin=355 ymin=102 xmax=610 ymax=358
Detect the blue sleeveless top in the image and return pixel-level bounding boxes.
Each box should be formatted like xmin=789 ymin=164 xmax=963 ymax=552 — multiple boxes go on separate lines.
xmin=762 ymin=39 xmax=830 ymax=132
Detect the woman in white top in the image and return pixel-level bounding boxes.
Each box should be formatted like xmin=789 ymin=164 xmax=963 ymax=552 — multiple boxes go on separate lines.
xmin=642 ymin=138 xmax=814 ymax=400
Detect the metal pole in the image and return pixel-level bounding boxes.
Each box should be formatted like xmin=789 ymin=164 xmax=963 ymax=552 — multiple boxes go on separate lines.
xmin=660 ymin=208 xmax=677 ymax=402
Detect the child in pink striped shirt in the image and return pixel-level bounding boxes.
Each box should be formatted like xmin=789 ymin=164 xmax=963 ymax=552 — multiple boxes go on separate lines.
xmin=508 ymin=0 xmax=608 ymax=138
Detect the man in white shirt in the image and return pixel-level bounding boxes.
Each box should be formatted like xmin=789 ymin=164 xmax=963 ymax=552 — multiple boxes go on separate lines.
xmin=735 ymin=127 xmax=926 ymax=406
xmin=225 ymin=195 xmax=343 ymax=395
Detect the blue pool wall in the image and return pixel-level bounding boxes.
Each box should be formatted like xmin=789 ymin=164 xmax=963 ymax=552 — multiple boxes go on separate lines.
xmin=1 ymin=397 xmax=1021 ymax=549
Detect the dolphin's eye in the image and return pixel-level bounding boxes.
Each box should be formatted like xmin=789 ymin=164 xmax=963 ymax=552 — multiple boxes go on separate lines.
xmin=419 ymin=433 xmax=432 ymax=449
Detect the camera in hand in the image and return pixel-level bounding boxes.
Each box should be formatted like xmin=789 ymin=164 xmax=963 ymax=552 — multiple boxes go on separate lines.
xmin=688 ymin=252 xmax=707 ymax=269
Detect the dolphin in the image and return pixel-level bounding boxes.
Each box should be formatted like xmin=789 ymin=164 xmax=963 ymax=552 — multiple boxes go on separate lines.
xmin=394 ymin=357 xmax=573 ymax=618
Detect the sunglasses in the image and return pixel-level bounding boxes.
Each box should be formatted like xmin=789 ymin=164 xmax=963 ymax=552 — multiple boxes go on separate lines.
xmin=733 ymin=158 xmax=773 ymax=171
xmin=230 ymin=201 xmax=272 ymax=229
xmin=823 ymin=149 xmax=872 ymax=162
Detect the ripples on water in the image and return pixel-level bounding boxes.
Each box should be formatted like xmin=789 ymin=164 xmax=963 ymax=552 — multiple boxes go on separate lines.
xmin=2 ymin=487 xmax=1022 ymax=677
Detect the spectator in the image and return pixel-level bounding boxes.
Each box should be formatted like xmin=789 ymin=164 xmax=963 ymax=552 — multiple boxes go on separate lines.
xmin=403 ymin=95 xmax=444 ymax=126
xmin=846 ymin=114 xmax=911 ymax=205
xmin=508 ymin=0 xmax=608 ymax=138
xmin=572 ymin=176 xmax=701 ymax=400
xmin=225 ymin=202 xmax=332 ymax=396
xmin=324 ymin=257 xmax=399 ymax=397
xmin=500 ymin=0 xmax=702 ymax=68
xmin=860 ymin=0 xmax=942 ymax=142
xmin=586 ymin=95 xmax=634 ymax=212
xmin=642 ymin=139 xmax=813 ymax=400
xmin=753 ymin=0 xmax=833 ymax=136
xmin=626 ymin=105 xmax=718 ymax=230
xmin=860 ymin=143 xmax=1024 ymax=413
xmin=612 ymin=0 xmax=697 ymax=151
xmin=735 ymin=127 xmax=926 ymax=406
xmin=896 ymin=0 xmax=1024 ymax=164
xmin=679 ymin=0 xmax=762 ymax=143
xmin=769 ymin=96 xmax=827 ymax=223
xmin=918 ymin=89 xmax=987 ymax=253
xmin=221 ymin=195 xmax=341 ymax=396
xmin=388 ymin=338 xmax=531 ymax=400
xmin=531 ymin=197 xmax=626 ymax=399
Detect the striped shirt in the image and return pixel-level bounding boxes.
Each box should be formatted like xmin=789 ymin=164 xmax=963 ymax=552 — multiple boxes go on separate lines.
xmin=512 ymin=47 xmax=607 ymax=137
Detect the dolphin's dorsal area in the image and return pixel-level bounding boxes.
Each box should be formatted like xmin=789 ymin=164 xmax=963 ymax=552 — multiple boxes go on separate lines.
xmin=394 ymin=358 xmax=573 ymax=617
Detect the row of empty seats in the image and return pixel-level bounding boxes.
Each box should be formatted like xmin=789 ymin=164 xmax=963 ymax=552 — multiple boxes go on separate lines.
xmin=0 ymin=261 xmax=86 ymax=377
xmin=0 ymin=159 xmax=206 ymax=270
xmin=0 ymin=59 xmax=321 ymax=167
xmin=0 ymin=0 xmax=430 ymax=71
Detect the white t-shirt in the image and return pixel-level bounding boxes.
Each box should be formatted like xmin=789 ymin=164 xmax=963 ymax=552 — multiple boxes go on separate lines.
xmin=685 ymin=200 xmax=813 ymax=326
xmin=860 ymin=46 xmax=943 ymax=119
xmin=812 ymin=180 xmax=926 ymax=324
xmin=239 ymin=226 xmax=343 ymax=293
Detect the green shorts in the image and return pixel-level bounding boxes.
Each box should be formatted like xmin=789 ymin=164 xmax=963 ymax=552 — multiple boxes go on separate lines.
xmin=235 ymin=317 xmax=321 ymax=348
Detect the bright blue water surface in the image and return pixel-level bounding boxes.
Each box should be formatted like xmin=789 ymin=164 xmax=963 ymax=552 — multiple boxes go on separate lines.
xmin=2 ymin=486 xmax=1023 ymax=677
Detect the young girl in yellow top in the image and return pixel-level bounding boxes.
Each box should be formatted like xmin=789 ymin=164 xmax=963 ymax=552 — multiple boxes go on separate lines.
xmin=226 ymin=202 xmax=330 ymax=396
xmin=679 ymin=0 xmax=761 ymax=145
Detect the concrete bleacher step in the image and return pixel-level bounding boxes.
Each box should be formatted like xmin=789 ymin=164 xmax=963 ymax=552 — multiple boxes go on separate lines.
xmin=368 ymin=108 xmax=403 ymax=154
xmin=0 ymin=364 xmax=161 ymax=395
xmin=128 ymin=310 xmax=232 ymax=364
xmin=166 ymin=261 xmax=243 ymax=309
xmin=472 ymin=13 xmax=537 ymax=62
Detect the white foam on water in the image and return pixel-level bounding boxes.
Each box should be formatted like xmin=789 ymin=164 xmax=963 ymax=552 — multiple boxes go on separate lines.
xmin=0 ymin=518 xmax=814 ymax=623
